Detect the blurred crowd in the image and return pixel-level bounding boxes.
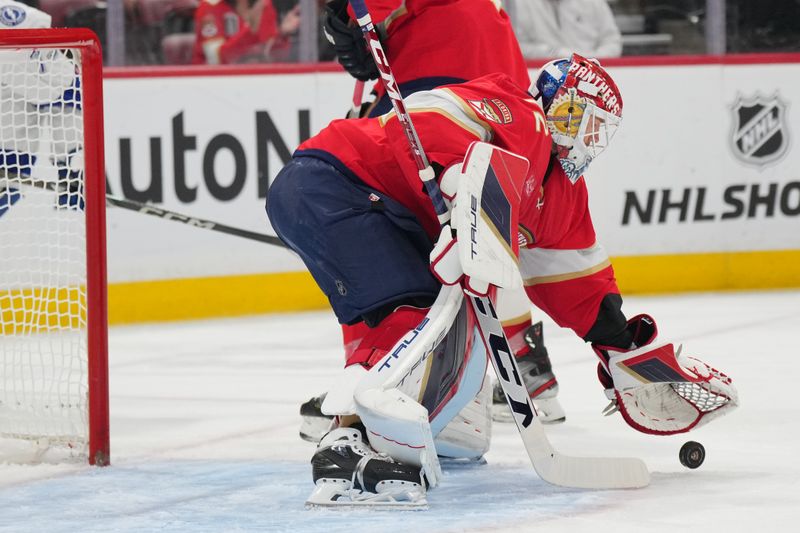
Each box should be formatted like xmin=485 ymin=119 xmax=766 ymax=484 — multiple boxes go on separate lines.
xmin=14 ymin=0 xmax=800 ymax=66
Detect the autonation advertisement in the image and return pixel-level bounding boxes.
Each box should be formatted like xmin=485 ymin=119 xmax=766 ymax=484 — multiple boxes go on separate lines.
xmin=101 ymin=60 xmax=800 ymax=290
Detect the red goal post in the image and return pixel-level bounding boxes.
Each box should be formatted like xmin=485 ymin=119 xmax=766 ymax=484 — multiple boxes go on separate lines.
xmin=0 ymin=29 xmax=109 ymax=465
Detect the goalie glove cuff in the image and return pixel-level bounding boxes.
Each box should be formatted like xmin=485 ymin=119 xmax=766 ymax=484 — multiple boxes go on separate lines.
xmin=428 ymin=224 xmax=490 ymax=296
xmin=429 ymin=225 xmax=464 ymax=286
xmin=437 ymin=162 xmax=463 ymax=203
xmin=591 ymin=314 xmax=658 ymax=375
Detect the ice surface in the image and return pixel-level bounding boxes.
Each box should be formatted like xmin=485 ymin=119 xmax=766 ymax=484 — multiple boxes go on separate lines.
xmin=1 ymin=290 xmax=799 ymax=532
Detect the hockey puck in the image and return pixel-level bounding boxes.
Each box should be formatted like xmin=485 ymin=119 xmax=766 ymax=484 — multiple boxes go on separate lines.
xmin=679 ymin=441 xmax=705 ymax=469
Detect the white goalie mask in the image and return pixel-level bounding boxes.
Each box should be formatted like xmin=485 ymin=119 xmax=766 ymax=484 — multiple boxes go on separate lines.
xmin=532 ymin=54 xmax=623 ymax=183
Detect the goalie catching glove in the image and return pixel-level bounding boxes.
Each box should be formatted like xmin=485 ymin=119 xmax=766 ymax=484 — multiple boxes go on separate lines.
xmin=592 ymin=315 xmax=739 ymax=435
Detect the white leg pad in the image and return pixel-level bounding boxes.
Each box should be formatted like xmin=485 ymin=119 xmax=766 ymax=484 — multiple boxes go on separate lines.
xmin=354 ymin=387 xmax=442 ymax=488
xmin=434 ymin=373 xmax=492 ymax=459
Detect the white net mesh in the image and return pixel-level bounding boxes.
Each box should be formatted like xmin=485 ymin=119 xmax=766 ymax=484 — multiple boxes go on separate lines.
xmin=0 ymin=46 xmax=88 ymax=455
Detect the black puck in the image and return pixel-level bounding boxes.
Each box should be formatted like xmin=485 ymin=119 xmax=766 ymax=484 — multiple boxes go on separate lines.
xmin=679 ymin=441 xmax=705 ymax=469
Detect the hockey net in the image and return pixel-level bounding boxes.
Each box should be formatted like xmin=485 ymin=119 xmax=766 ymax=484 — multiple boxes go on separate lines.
xmin=0 ymin=29 xmax=108 ymax=465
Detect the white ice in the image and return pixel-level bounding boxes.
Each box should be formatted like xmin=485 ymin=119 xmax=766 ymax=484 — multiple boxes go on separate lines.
xmin=1 ymin=290 xmax=798 ymax=533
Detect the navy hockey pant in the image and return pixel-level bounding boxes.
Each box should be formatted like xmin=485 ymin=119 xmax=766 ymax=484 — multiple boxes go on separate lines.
xmin=267 ymin=155 xmax=440 ymax=325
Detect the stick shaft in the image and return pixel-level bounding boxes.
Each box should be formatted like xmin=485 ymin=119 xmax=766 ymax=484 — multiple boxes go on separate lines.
xmin=4 ymin=175 xmax=286 ymax=248
xmin=348 ymin=0 xmax=449 ymax=222
xmin=350 ymin=80 xmax=365 ymax=116
xmin=345 ymin=0 xmax=649 ymax=490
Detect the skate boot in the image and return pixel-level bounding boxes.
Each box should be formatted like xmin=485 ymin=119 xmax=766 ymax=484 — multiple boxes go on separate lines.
xmin=306 ymin=426 xmax=428 ymax=508
xmin=299 ymin=393 xmax=334 ymax=443
xmin=492 ymin=322 xmax=566 ymax=424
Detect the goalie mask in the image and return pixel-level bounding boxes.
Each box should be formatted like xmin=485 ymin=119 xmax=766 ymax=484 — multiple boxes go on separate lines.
xmin=532 ymin=54 xmax=623 ymax=183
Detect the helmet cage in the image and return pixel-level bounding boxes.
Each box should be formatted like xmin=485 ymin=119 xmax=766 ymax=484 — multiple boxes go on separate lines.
xmin=533 ymin=54 xmax=622 ymax=183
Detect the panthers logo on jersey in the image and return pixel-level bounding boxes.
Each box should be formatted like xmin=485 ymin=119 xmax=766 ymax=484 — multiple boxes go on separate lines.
xmin=0 ymin=5 xmax=27 ymax=27
xmin=467 ymin=98 xmax=513 ymax=125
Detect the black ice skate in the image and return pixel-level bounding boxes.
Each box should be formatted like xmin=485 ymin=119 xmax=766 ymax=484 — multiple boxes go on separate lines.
xmin=492 ymin=322 xmax=566 ymax=424
xmin=306 ymin=426 xmax=427 ymax=508
xmin=299 ymin=393 xmax=334 ymax=443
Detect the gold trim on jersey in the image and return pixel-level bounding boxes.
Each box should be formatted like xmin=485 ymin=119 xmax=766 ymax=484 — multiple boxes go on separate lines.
xmin=518 ymin=224 xmax=535 ymax=246
xmin=519 ymin=242 xmax=610 ymax=281
xmin=523 ymin=259 xmax=612 ymax=286
xmin=378 ymin=89 xmax=494 ymax=141
xmin=383 ymin=1 xmax=408 ymax=30
xmin=439 ymin=88 xmax=496 ymax=138
xmin=500 ymin=311 xmax=533 ymax=328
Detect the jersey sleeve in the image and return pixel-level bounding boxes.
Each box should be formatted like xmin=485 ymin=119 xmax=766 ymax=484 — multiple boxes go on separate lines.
xmin=519 ymin=176 xmax=621 ymax=338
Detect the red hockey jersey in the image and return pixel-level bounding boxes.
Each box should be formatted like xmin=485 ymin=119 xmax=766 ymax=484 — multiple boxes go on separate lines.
xmin=354 ymin=0 xmax=530 ymax=99
xmin=297 ymin=73 xmax=620 ymax=337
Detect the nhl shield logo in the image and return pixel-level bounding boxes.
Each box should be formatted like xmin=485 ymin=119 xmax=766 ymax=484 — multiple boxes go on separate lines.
xmin=730 ymin=93 xmax=790 ymax=167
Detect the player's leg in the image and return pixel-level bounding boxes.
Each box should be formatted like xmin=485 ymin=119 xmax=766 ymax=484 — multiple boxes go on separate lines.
xmin=320 ymin=285 xmax=489 ymax=491
xmin=302 ymin=299 xmax=493 ymax=456
xmin=269 ymin=156 xmax=482 ymax=505
xmin=493 ymin=285 xmax=566 ymax=424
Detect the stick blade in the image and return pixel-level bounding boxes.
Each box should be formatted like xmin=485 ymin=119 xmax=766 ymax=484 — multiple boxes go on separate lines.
xmin=520 ymin=422 xmax=650 ymax=489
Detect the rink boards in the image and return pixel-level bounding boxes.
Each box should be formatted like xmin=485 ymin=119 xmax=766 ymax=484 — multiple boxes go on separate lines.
xmin=95 ymin=56 xmax=800 ymax=322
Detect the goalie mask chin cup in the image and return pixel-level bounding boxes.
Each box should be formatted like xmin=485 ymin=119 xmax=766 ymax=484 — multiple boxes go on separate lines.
xmin=532 ymin=54 xmax=623 ymax=184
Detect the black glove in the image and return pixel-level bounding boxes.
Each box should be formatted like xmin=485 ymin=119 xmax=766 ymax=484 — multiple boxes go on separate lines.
xmin=323 ymin=0 xmax=379 ymax=81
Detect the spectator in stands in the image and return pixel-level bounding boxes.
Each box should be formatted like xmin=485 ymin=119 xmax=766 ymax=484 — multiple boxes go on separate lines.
xmin=507 ymin=0 xmax=622 ymax=59
xmin=192 ymin=0 xmax=301 ymax=64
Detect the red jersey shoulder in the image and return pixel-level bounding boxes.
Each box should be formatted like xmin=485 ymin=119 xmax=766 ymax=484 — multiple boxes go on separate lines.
xmin=443 ymin=74 xmax=548 ymax=138
xmin=446 ymin=73 xmax=533 ymax=107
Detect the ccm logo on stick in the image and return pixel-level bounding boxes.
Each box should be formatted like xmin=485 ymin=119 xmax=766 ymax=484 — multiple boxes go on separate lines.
xmin=368 ymin=38 xmax=401 ymax=100
xmin=472 ymin=296 xmax=534 ymax=427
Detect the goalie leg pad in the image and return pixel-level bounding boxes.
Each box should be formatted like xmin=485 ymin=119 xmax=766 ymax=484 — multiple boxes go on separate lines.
xmin=354 ymin=387 xmax=443 ymax=488
xmin=434 ymin=373 xmax=492 ymax=459
xmin=327 ymin=284 xmax=492 ymax=485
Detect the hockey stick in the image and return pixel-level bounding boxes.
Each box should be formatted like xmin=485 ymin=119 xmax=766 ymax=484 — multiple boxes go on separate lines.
xmin=350 ymin=80 xmax=366 ymax=117
xmin=348 ymin=0 xmax=649 ymax=489
xmin=0 ymin=171 xmax=286 ymax=248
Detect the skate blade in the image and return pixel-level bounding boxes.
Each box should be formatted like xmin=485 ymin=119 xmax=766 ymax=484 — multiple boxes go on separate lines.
xmin=305 ymin=482 xmax=428 ymax=510
xmin=305 ymin=499 xmax=428 ymax=510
